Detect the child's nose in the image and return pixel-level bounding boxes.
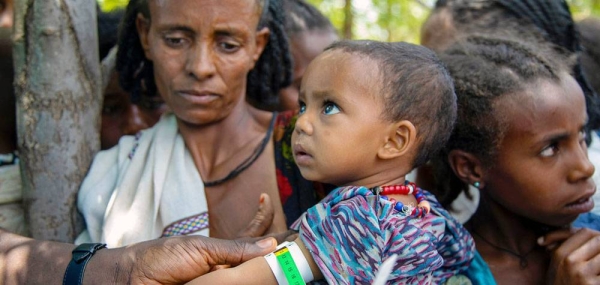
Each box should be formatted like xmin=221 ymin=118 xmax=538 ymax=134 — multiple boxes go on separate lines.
xmin=294 ymin=112 xmax=313 ymax=135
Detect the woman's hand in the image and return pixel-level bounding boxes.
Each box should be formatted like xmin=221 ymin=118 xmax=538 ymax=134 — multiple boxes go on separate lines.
xmin=104 ymin=236 xmax=277 ymax=285
xmin=540 ymin=228 xmax=600 ymax=284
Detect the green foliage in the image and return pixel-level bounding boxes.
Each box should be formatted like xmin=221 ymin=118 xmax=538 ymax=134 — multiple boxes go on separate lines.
xmin=307 ymin=0 xmax=600 ymax=43
xmin=96 ymin=0 xmax=599 ymax=41
xmin=97 ymin=0 xmax=129 ymax=12
xmin=568 ymin=0 xmax=600 ymax=19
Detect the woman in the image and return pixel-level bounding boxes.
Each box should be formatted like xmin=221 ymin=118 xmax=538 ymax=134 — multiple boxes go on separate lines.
xmin=77 ymin=0 xmax=319 ymax=247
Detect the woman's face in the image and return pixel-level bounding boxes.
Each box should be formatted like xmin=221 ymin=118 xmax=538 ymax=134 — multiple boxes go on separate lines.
xmin=137 ymin=0 xmax=268 ymax=125
xmin=482 ymin=74 xmax=596 ymax=227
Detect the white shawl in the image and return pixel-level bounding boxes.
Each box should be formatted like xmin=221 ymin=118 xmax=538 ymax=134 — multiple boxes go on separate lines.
xmin=76 ymin=113 xmax=209 ymax=247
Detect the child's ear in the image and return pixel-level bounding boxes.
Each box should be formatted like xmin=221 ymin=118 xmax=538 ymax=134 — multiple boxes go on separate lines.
xmin=378 ymin=120 xmax=416 ymax=160
xmin=136 ymin=13 xmax=152 ymax=60
xmin=447 ymin=150 xmax=485 ymax=188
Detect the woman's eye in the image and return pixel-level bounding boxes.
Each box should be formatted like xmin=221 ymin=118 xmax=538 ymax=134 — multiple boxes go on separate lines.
xmin=219 ymin=42 xmax=240 ymax=53
xmin=298 ymin=101 xmax=306 ymax=114
xmin=323 ymin=102 xmax=340 ymax=115
xmin=540 ymin=143 xmax=559 ymax=157
xmin=164 ymin=36 xmax=185 ymax=47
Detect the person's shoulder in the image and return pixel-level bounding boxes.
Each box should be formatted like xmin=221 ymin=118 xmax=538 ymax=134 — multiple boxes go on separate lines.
xmin=273 ymin=110 xmax=298 ymax=145
xmin=275 ymin=110 xmax=298 ymax=129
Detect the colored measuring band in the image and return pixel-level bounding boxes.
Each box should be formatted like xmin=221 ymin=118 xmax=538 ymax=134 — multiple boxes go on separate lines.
xmin=275 ymin=246 xmax=306 ymax=285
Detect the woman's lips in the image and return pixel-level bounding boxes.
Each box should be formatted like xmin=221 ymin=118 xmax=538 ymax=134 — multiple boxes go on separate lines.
xmin=178 ymin=90 xmax=219 ymax=104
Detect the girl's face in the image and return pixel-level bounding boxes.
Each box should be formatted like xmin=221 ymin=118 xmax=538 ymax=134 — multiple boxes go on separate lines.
xmin=100 ymin=71 xmax=167 ymax=150
xmin=278 ymin=30 xmax=338 ymax=111
xmin=483 ymin=74 xmax=595 ymax=227
xmin=0 ymin=0 xmax=13 ymax=28
xmin=137 ymin=0 xmax=268 ymax=126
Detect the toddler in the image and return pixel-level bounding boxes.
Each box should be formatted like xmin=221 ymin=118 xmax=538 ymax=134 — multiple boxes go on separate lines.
xmin=190 ymin=40 xmax=474 ymax=284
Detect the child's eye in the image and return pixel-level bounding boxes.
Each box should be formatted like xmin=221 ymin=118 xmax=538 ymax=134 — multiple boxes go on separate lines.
xmin=323 ymin=101 xmax=340 ymax=115
xmin=540 ymin=143 xmax=559 ymax=157
xmin=298 ymin=101 xmax=306 ymax=115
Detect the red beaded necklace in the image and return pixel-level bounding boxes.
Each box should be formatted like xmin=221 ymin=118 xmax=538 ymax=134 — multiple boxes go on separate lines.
xmin=370 ymin=181 xmax=431 ymax=218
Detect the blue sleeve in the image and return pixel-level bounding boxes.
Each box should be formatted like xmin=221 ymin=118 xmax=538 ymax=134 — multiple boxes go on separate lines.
xmin=573 ymin=212 xmax=600 ymax=230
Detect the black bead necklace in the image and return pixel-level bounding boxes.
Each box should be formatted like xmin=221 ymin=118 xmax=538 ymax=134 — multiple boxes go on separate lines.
xmin=203 ymin=113 xmax=277 ymax=187
xmin=472 ymin=230 xmax=538 ymax=269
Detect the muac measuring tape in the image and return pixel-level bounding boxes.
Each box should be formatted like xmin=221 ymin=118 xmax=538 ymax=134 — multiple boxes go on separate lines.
xmin=264 ymin=241 xmax=314 ymax=285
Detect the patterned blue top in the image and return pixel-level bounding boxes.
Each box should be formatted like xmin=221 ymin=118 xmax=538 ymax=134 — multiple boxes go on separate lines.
xmin=573 ymin=212 xmax=600 ymax=230
xmin=463 ymin=212 xmax=600 ymax=284
xmin=292 ymin=186 xmax=475 ymax=284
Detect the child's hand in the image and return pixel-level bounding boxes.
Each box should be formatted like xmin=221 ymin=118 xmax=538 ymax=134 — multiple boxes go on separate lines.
xmin=539 ymin=228 xmax=600 ymax=284
xmin=236 ymin=193 xmax=276 ymax=239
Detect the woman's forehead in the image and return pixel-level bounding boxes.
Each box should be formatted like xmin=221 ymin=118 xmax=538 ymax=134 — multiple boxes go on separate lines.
xmin=151 ymin=0 xmax=262 ymax=14
xmin=148 ymin=0 xmax=262 ymax=29
xmin=497 ymin=76 xmax=586 ymax=141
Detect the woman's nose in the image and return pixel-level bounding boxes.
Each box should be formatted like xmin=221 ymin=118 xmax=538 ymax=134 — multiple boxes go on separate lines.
xmin=186 ymin=44 xmax=216 ymax=80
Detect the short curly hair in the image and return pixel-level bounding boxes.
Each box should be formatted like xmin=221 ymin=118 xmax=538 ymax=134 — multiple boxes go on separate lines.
xmin=326 ymin=40 xmax=457 ymax=168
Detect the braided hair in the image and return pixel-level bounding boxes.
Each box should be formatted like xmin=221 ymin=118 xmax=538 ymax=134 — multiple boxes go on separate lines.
xmin=427 ymin=0 xmax=600 ymax=132
xmin=432 ymin=36 xmax=571 ymax=207
xmin=97 ymin=7 xmax=124 ymax=61
xmin=116 ymin=0 xmax=292 ymax=108
xmin=577 ymin=18 xmax=600 ymax=98
xmin=283 ymin=0 xmax=336 ymax=36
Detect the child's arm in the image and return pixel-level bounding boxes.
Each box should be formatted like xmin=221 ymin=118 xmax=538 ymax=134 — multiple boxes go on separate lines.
xmin=187 ymin=237 xmax=323 ymax=285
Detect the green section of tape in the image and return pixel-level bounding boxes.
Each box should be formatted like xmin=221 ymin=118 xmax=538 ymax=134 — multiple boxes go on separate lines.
xmin=275 ymin=247 xmax=306 ymax=285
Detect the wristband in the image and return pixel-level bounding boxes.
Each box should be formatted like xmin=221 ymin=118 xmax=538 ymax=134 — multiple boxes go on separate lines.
xmin=63 ymin=243 xmax=107 ymax=285
xmin=264 ymin=241 xmax=314 ymax=285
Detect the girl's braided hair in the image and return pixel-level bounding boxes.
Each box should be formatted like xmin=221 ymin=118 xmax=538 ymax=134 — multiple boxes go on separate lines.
xmin=432 ymin=35 xmax=571 ymax=207
xmin=283 ymin=0 xmax=336 ymax=36
xmin=577 ymin=18 xmax=600 ymax=98
xmin=431 ymin=0 xmax=600 ymax=131
xmin=116 ymin=0 xmax=292 ymax=108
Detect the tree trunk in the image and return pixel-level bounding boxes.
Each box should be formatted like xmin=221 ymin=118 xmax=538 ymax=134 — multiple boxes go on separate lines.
xmin=343 ymin=0 xmax=353 ymax=39
xmin=13 ymin=0 xmax=101 ymax=242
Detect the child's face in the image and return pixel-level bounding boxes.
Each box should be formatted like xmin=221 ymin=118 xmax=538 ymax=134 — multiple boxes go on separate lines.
xmin=292 ymin=50 xmax=392 ymax=186
xmin=483 ymin=74 xmax=595 ymax=226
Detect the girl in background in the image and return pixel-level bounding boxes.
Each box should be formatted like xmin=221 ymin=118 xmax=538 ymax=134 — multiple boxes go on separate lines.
xmin=435 ymin=36 xmax=600 ymax=284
